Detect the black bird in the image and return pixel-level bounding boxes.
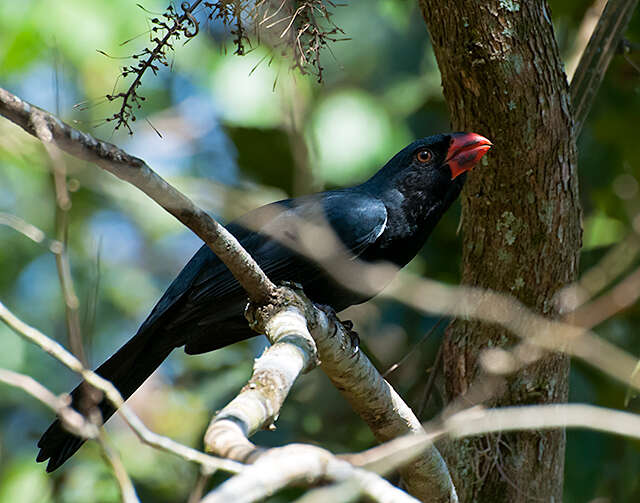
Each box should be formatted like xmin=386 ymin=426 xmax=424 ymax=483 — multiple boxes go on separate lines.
xmin=37 ymin=132 xmax=492 ymax=471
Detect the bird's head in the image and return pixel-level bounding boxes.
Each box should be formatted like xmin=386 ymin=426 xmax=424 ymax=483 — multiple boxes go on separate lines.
xmin=366 ymin=132 xmax=492 ymax=200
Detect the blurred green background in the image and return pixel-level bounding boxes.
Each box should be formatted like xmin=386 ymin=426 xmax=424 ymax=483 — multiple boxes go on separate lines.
xmin=0 ymin=1 xmax=639 ymax=501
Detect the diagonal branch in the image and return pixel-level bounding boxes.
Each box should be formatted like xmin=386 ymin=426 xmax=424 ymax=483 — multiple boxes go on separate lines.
xmin=202 ymin=285 xmax=456 ymax=502
xmin=312 ymin=306 xmax=457 ymax=502
xmin=569 ymin=0 xmax=639 ymax=137
xmin=0 ymin=368 xmax=98 ymax=440
xmin=0 ymin=87 xmax=277 ymax=305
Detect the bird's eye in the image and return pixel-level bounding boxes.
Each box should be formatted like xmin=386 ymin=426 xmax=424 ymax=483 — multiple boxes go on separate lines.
xmin=416 ymin=149 xmax=432 ymax=163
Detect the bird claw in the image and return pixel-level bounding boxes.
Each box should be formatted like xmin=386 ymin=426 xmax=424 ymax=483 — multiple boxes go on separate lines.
xmin=340 ymin=319 xmax=360 ymax=357
xmin=317 ymin=305 xmax=359 ymax=356
xmin=317 ymin=305 xmax=340 ymax=337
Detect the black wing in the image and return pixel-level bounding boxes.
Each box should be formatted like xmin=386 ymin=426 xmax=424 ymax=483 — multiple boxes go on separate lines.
xmin=151 ymin=189 xmax=387 ymax=354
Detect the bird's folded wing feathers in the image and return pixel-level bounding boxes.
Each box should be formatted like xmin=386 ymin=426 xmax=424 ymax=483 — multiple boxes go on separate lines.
xmin=134 ymin=190 xmax=388 ymax=340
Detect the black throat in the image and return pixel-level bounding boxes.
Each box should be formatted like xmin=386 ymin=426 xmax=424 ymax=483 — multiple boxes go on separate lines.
xmin=361 ymin=173 xmax=466 ymax=267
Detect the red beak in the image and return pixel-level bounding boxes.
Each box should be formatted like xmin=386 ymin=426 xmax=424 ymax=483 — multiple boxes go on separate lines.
xmin=445 ymin=132 xmax=493 ymax=180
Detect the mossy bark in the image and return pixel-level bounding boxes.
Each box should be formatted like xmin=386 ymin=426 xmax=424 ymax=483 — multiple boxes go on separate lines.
xmin=418 ymin=1 xmax=582 ymax=501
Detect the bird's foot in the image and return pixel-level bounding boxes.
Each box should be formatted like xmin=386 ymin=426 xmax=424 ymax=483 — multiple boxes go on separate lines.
xmin=317 ymin=304 xmax=340 ymax=336
xmin=340 ymin=319 xmax=360 ymax=357
xmin=316 ymin=305 xmax=360 ymax=356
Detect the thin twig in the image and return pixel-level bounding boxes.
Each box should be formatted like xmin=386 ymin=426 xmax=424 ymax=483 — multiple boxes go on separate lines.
xmin=0 ymin=212 xmax=63 ymax=253
xmin=0 ymin=86 xmax=277 ymax=305
xmin=187 ymin=469 xmax=212 ymax=503
xmin=0 ymin=368 xmax=138 ymax=501
xmin=565 ymin=0 xmax=607 ymax=79
xmin=0 ymin=368 xmax=98 ymax=439
xmin=96 ymin=432 xmax=140 ymax=503
xmin=383 ymin=317 xmax=444 ymax=378
xmin=349 ymin=404 xmax=640 ymax=477
xmin=32 ymin=115 xmax=89 ymax=367
xmin=0 ymin=300 xmax=242 ymax=475
xmin=417 ymin=339 xmax=444 ymax=419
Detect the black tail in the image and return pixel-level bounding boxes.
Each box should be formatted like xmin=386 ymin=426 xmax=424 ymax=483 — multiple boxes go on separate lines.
xmin=36 ymin=330 xmax=174 ymax=472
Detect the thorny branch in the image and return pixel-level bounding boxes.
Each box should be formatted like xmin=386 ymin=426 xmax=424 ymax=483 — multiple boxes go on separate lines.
xmin=106 ymin=1 xmax=204 ymax=133
xmin=106 ymin=0 xmax=343 ymax=132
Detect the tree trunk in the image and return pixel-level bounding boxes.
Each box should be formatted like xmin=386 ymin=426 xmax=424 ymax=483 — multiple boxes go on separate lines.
xmin=418 ymin=1 xmax=582 ymax=501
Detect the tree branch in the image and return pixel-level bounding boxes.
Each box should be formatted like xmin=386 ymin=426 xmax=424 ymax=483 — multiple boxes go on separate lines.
xmin=1 ymin=87 xmax=456 ymax=500
xmin=0 ymin=87 xmax=277 ymax=305
xmin=0 ymin=368 xmax=98 ymax=439
xmin=312 ymin=306 xmax=457 ymax=503
xmin=570 ymin=0 xmax=639 ymax=136
xmin=0 ymin=300 xmax=242 ymax=475
xmin=201 ymin=444 xmax=420 ymax=503
xmin=348 ymin=403 xmax=640 ymax=478
xmin=202 ymin=283 xmax=456 ymax=502
xmin=201 ymin=287 xmax=430 ymax=503
xmin=385 ymin=273 xmax=640 ymax=393
xmin=204 ymin=288 xmax=319 ymax=461
xmin=0 ymin=368 xmax=139 ymax=502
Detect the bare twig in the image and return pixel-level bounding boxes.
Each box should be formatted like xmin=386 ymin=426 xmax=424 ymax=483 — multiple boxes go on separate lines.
xmin=385 ymin=273 xmax=640 ymax=392
xmin=0 ymin=300 xmax=242 ymax=475
xmin=95 ymin=432 xmax=140 ymax=503
xmin=32 ymin=115 xmax=88 ymax=366
xmin=569 ymin=0 xmax=639 ymax=136
xmin=572 ymin=264 xmax=640 ymax=328
xmin=106 ymin=0 xmax=203 ymax=132
xmin=0 ymin=368 xmax=139 ymax=502
xmin=382 ymin=317 xmax=444 ymax=378
xmin=35 ymin=107 xmax=138 ymax=496
xmin=417 ymin=339 xmax=444 ymax=419
xmin=105 ymin=1 xmax=343 ymax=130
xmin=444 ymin=403 xmax=640 ymax=440
xmin=349 ymin=404 xmax=640 ymax=477
xmin=557 ymin=232 xmax=640 ymax=313
xmin=0 ymin=87 xmax=277 ymax=305
xmin=187 ymin=469 xmax=211 ymax=503
xmin=0 ymin=212 xmax=63 ymax=253
xmin=565 ymin=0 xmax=607 ymax=79
xmin=0 ymin=368 xmax=98 ymax=439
